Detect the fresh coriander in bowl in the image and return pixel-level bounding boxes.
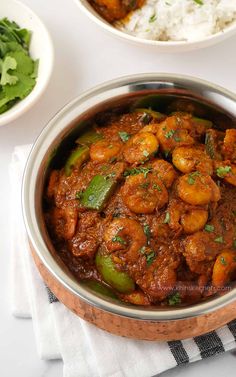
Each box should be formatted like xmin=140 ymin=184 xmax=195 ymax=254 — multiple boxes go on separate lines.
xmin=0 ymin=0 xmax=53 ymax=126
xmin=0 ymin=18 xmax=38 ymax=115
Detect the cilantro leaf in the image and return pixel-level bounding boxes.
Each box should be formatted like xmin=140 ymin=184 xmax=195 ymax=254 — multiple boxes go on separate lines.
xmin=0 ymin=56 xmax=18 ymax=85
xmin=3 ymin=71 xmax=35 ymax=101
xmin=0 ymin=18 xmax=38 ymax=114
xmin=216 ymin=166 xmax=232 ymax=178
xmin=124 ymin=166 xmax=152 ymax=178
xmin=168 ymin=292 xmax=181 ymax=306
xmin=112 ymin=235 xmax=127 ymax=245
xmin=163 ymin=211 xmax=170 ymax=224
xmin=204 ymin=224 xmax=214 ymax=233
xmin=118 ymin=131 xmax=130 ymax=142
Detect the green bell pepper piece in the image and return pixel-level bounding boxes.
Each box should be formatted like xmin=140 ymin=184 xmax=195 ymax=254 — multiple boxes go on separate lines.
xmin=80 ymin=174 xmax=117 ymax=210
xmin=192 ymin=116 xmax=213 ymax=129
xmin=134 ymin=108 xmax=165 ymax=121
xmin=76 ymin=129 xmax=103 ymax=146
xmin=95 ymin=250 xmax=135 ymax=294
xmin=65 ymin=145 xmax=89 ymax=176
xmin=81 ymin=280 xmax=117 ymax=299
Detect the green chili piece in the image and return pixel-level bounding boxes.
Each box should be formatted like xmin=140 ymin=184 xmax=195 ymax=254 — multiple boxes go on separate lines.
xmin=64 ymin=145 xmax=89 ymax=176
xmin=80 ymin=174 xmax=117 ymax=210
xmin=95 ymin=250 xmax=135 ymax=294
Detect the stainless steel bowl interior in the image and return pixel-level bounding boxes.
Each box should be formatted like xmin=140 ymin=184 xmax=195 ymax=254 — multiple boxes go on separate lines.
xmin=22 ymin=73 xmax=236 ymax=321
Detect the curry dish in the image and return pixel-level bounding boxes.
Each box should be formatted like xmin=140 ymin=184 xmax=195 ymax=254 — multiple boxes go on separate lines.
xmin=44 ymin=109 xmax=236 ymax=307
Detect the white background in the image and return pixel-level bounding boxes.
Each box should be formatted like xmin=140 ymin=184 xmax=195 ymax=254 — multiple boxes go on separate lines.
xmin=0 ymin=0 xmax=236 ymax=376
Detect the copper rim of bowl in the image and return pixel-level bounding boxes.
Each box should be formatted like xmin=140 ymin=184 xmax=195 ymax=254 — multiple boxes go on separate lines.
xmin=22 ymin=73 xmax=236 ymax=321
xmin=75 ymin=0 xmax=236 ymax=50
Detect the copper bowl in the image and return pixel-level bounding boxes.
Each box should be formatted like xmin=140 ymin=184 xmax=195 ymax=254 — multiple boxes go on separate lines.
xmin=22 ymin=73 xmax=236 ymax=341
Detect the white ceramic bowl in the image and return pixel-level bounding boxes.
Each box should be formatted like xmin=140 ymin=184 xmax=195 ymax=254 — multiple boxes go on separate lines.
xmin=75 ymin=0 xmax=236 ymax=52
xmin=0 ymin=0 xmax=54 ymax=126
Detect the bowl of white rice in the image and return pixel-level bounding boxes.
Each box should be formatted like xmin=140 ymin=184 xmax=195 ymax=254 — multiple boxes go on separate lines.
xmin=76 ymin=0 xmax=236 ymax=51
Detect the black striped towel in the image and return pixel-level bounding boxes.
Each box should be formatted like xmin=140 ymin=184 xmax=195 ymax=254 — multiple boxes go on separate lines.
xmin=10 ymin=145 xmax=236 ymax=377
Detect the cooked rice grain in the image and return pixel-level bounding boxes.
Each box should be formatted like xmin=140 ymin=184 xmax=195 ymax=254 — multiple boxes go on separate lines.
xmin=116 ymin=0 xmax=236 ymax=41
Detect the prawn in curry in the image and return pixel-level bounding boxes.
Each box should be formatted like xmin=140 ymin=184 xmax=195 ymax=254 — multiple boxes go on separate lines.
xmin=44 ymin=108 xmax=236 ymax=307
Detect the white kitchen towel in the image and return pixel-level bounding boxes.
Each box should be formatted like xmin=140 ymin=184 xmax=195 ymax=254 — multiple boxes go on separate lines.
xmin=10 ymin=145 xmax=236 ymax=377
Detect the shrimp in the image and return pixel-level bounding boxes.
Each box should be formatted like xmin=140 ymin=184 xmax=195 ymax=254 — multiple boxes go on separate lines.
xmin=70 ymin=212 xmax=102 ymax=259
xmin=222 ymin=129 xmax=236 ymax=162
xmin=172 ymin=145 xmax=213 ymax=175
xmin=212 ymin=250 xmax=236 ymax=288
xmin=168 ymin=199 xmax=208 ymax=234
xmin=136 ymin=247 xmax=180 ymax=301
xmin=177 ymin=172 xmax=221 ymax=205
xmin=214 ymin=161 xmax=236 ymax=186
xmin=156 ymin=114 xmax=194 ymax=154
xmin=70 ymin=231 xmax=98 ymax=258
xmin=181 ymin=209 xmax=208 ymax=234
xmin=184 ymin=232 xmax=221 ymax=275
xmin=49 ymin=206 xmax=78 ymax=240
xmin=47 ymin=170 xmax=60 ymax=199
xmin=151 ymin=159 xmax=177 ymax=188
xmin=104 ymin=217 xmax=146 ymax=262
xmin=140 ymin=124 xmax=159 ymax=134
xmin=90 ymin=139 xmax=122 ymax=163
xmin=123 ymin=132 xmax=159 ymax=164
xmin=121 ymin=173 xmax=168 ymax=214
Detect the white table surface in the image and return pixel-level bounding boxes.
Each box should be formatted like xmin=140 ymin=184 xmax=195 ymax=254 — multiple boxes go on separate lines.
xmin=0 ymin=0 xmax=236 ymax=376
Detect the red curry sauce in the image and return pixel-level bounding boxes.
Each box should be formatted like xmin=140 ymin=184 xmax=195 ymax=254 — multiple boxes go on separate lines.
xmin=44 ymin=109 xmax=236 ymax=307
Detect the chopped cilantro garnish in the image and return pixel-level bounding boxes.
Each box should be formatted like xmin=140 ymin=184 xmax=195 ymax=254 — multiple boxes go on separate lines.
xmin=118 ymin=131 xmax=130 ymax=142
xmin=124 ymin=166 xmax=152 ymax=178
xmin=204 ymin=224 xmax=214 ymax=233
xmin=112 ymin=235 xmax=127 ymax=245
xmin=143 ymin=150 xmax=149 ymax=157
xmin=173 ymin=134 xmax=181 ymax=142
xmin=193 ymin=0 xmax=203 ymax=4
xmin=168 ymin=292 xmax=181 ymax=306
xmin=163 ymin=211 xmax=170 ymax=224
xmin=165 ymin=129 xmax=175 ymax=139
xmin=214 ymin=236 xmax=224 ymax=244
xmin=139 ymin=246 xmax=155 ymax=265
xmin=216 ymin=166 xmax=232 ymax=178
xmin=144 ymin=224 xmax=151 ymax=243
xmin=139 ymin=246 xmax=146 ymax=254
xmin=140 ymin=182 xmax=149 ymax=189
xmin=146 ymin=251 xmax=155 ymax=266
xmin=153 ymin=183 xmax=162 ymax=192
xmin=220 ymin=256 xmax=227 ymax=266
xmin=187 ymin=171 xmax=200 ymax=185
